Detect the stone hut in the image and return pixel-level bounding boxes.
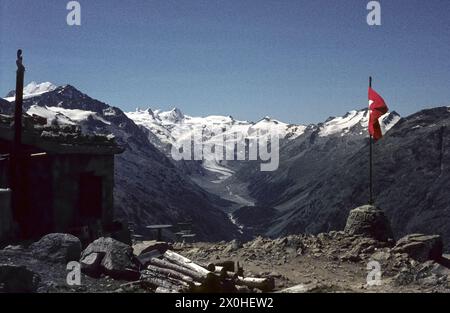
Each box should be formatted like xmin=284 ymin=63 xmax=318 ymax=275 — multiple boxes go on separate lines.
xmin=0 ymin=113 xmax=123 ymax=244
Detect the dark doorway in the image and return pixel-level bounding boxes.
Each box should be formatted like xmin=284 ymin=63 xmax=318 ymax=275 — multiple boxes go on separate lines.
xmin=79 ymin=173 xmax=103 ymax=219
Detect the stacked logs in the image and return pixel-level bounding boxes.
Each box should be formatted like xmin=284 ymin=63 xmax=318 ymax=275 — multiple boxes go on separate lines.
xmin=139 ymin=250 xmax=275 ymax=293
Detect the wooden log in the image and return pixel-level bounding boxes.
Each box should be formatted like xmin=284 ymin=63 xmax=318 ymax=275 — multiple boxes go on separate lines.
xmin=149 ymin=257 xmax=205 ymax=282
xmin=161 ymin=251 xmax=224 ymax=292
xmin=140 ymin=273 xmax=185 ymax=292
xmin=163 ymin=250 xmax=212 ymax=277
xmin=226 ymin=271 xmax=238 ymax=279
xmin=214 ymin=266 xmax=227 ymax=278
xmin=215 ymin=260 xmax=235 ymax=272
xmin=198 ymin=262 xmax=216 ymax=272
xmin=141 ymin=270 xmax=192 ymax=292
xmin=146 ymin=264 xmax=194 ymax=285
xmin=155 ymin=286 xmax=178 ymax=293
xmin=236 ymin=276 xmax=275 ymax=292
xmin=118 ymin=281 xmax=146 ymax=292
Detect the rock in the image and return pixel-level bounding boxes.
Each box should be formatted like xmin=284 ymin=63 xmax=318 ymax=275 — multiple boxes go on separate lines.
xmin=317 ymin=233 xmax=329 ymax=243
xmin=29 ymin=233 xmax=82 ymax=263
xmin=133 ymin=240 xmax=168 ymax=255
xmin=0 ymin=264 xmax=40 ymax=292
xmin=2 ymin=245 xmax=25 ymax=251
xmin=224 ymin=239 xmax=242 ymax=253
xmin=139 ymin=241 xmax=171 ymax=255
xmin=417 ymin=273 xmax=446 ymax=286
xmin=371 ymin=250 xmax=391 ymax=262
xmin=415 ymin=261 xmax=449 ymax=285
xmin=80 ymin=252 xmax=105 ymax=277
xmin=136 ymin=250 xmax=162 ymax=267
xmin=339 ymin=246 xmax=361 ymax=262
xmin=275 ymin=237 xmax=288 ymax=246
xmin=393 ymin=267 xmax=415 ymax=286
xmin=81 ymin=237 xmax=140 ymax=280
xmin=249 ymin=237 xmax=264 ymax=249
xmin=392 ymin=234 xmax=443 ymax=262
xmin=344 ymin=205 xmax=393 ymax=242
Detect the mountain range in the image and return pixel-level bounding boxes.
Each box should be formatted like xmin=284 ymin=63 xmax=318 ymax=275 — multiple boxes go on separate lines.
xmin=1 ymin=82 xmax=239 ymax=241
xmin=2 ymin=82 xmax=449 ymax=249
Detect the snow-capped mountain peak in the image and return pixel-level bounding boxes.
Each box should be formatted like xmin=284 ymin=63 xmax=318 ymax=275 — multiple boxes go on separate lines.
xmin=318 ymin=108 xmax=400 ymax=137
xmin=135 ymin=107 xmax=155 ymax=117
xmin=24 ymin=81 xmax=57 ymax=95
xmin=158 ymin=107 xmax=184 ymax=123
xmin=4 ymin=81 xmax=57 ymax=101
xmin=257 ymin=116 xmax=282 ymax=124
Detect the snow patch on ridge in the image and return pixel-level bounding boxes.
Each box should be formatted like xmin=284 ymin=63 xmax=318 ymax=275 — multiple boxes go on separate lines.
xmin=4 ymin=82 xmax=57 ymax=102
xmin=27 ymin=105 xmax=111 ymax=126
xmin=319 ymin=109 xmax=400 ymax=137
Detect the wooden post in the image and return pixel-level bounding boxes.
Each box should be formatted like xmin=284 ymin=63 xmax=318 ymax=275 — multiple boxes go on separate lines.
xmin=14 ymin=49 xmax=25 ymax=152
xmin=11 ymin=49 xmax=26 ymax=233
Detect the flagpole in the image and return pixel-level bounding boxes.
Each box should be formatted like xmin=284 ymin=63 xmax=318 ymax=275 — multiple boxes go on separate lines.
xmin=369 ymin=76 xmax=373 ymax=205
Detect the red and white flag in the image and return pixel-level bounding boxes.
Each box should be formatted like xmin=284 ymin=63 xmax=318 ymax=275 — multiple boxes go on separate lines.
xmin=368 ymin=87 xmax=388 ymax=141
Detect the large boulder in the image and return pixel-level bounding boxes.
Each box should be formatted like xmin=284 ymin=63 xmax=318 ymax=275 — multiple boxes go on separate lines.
xmin=344 ymin=205 xmax=393 ymax=242
xmin=392 ymin=234 xmax=443 ymax=262
xmin=0 ymin=264 xmax=40 ymax=292
xmin=29 ymin=233 xmax=82 ymax=263
xmin=80 ymin=252 xmax=105 ymax=277
xmin=80 ymin=237 xmax=140 ymax=280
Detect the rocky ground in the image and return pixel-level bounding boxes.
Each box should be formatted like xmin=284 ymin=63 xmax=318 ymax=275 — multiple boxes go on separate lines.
xmin=1 ymin=206 xmax=449 ymax=293
xmin=1 ymin=232 xmax=449 ymax=293
xmin=177 ymin=232 xmax=450 ymax=293
xmin=0 ymin=241 xmax=131 ymax=293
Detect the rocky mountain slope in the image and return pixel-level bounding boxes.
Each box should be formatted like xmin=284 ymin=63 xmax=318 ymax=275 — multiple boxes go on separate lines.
xmin=3 ymin=82 xmax=448 ymax=250
xmin=232 ymin=107 xmax=450 ymax=249
xmin=126 ymin=105 xmax=399 ymax=216
xmin=1 ymin=82 xmax=239 ymax=241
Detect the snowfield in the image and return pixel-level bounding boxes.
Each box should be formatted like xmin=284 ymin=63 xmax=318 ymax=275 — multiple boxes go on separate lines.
xmin=126 ymin=108 xmax=306 ymax=149
xmin=319 ymin=109 xmax=399 ymax=137
xmin=4 ymin=81 xmax=57 ymax=102
xmin=27 ymin=105 xmax=111 ymax=126
xmin=126 ymin=108 xmax=307 ymax=179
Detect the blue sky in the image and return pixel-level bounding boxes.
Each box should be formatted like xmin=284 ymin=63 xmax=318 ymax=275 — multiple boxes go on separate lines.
xmin=1 ymin=0 xmax=450 ymax=124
